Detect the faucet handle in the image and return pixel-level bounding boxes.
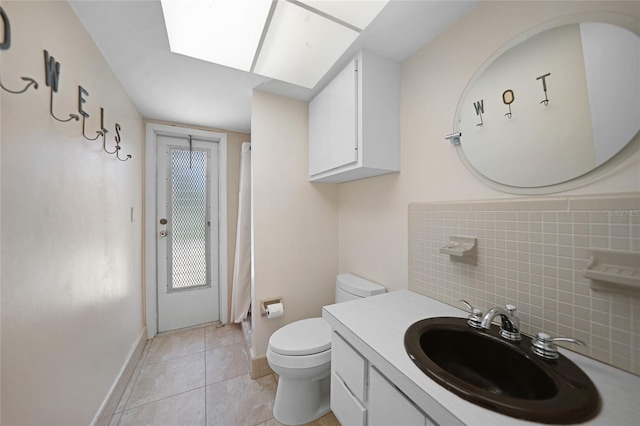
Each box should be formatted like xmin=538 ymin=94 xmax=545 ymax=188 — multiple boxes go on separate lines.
xmin=531 ymin=332 xmax=586 ymax=360
xmin=459 ymin=300 xmax=483 ymax=328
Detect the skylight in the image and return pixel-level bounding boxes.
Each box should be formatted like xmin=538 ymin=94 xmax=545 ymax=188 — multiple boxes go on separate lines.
xmin=160 ymin=0 xmax=389 ymax=89
xmin=161 ymin=0 xmax=272 ymax=72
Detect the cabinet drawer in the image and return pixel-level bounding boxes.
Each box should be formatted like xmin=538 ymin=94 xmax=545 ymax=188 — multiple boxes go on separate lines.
xmin=331 ymin=372 xmax=366 ymax=426
xmin=332 ymin=332 xmax=367 ymax=402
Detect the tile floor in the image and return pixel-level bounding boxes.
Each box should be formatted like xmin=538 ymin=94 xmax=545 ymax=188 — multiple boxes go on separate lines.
xmin=109 ymin=323 xmax=339 ymax=426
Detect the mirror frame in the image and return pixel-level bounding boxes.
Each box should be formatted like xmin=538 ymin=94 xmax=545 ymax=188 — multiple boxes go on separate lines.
xmin=453 ymin=12 xmax=640 ymax=195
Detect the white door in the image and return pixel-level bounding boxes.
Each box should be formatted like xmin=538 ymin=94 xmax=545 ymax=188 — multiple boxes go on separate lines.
xmin=156 ymin=135 xmax=219 ymax=332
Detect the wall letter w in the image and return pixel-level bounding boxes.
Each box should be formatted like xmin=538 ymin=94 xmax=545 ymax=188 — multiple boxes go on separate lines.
xmin=473 ymin=100 xmax=484 ymax=116
xmin=44 ymin=50 xmax=60 ymax=92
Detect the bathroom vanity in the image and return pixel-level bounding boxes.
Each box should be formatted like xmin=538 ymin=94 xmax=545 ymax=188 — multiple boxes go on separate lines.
xmin=322 ymin=290 xmax=640 ymax=425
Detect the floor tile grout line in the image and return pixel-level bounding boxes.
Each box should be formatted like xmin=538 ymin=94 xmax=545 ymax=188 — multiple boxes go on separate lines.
xmin=143 ymin=339 xmax=246 ymax=367
xmin=119 ymin=385 xmax=210 ymax=417
xmin=143 ymin=348 xmax=207 ymax=366
xmin=155 ymin=321 xmax=220 ymax=338
xmin=144 ymin=329 xmax=244 ymax=366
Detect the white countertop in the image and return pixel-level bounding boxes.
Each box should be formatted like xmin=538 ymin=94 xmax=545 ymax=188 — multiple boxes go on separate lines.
xmin=322 ymin=290 xmax=640 ymax=426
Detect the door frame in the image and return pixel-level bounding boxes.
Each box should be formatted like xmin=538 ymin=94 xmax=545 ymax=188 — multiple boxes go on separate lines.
xmin=145 ymin=123 xmax=228 ymax=339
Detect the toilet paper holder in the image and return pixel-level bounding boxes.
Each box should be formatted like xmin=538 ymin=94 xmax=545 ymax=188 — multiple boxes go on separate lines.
xmin=260 ymin=297 xmax=283 ymax=317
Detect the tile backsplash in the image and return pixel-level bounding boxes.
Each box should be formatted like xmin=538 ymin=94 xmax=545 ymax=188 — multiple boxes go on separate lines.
xmin=408 ymin=193 xmax=640 ymax=375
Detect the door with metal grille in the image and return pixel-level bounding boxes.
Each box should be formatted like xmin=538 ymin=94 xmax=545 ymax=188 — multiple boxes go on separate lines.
xmin=156 ymin=135 xmax=219 ymax=332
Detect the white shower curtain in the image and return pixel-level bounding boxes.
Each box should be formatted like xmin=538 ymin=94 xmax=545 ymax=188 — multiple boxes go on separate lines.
xmin=230 ymin=142 xmax=252 ymax=323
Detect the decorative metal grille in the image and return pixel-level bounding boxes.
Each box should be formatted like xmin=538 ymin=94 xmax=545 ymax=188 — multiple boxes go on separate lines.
xmin=168 ymin=148 xmax=210 ymax=291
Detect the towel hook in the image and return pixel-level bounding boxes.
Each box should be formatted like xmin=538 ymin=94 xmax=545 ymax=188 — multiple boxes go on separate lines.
xmin=114 ymin=123 xmax=132 ymax=162
xmin=0 ymin=7 xmax=39 ymax=95
xmin=79 ymin=86 xmax=102 ymax=141
xmin=44 ymin=50 xmax=79 ymax=123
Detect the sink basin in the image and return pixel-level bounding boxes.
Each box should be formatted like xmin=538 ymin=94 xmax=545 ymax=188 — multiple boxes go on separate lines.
xmin=405 ymin=317 xmax=600 ymax=424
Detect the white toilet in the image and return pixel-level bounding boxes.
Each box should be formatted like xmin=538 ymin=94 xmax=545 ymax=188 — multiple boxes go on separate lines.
xmin=267 ymin=273 xmax=386 ymax=425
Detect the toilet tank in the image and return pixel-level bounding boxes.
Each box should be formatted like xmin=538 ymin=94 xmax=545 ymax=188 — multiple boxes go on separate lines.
xmin=335 ymin=273 xmax=386 ymax=303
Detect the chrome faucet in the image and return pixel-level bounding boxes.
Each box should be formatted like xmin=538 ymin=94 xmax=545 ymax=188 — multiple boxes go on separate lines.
xmin=480 ymin=304 xmax=521 ymax=341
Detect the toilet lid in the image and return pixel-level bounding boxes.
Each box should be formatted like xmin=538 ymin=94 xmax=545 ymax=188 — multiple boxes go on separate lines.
xmin=269 ymin=318 xmax=331 ymax=356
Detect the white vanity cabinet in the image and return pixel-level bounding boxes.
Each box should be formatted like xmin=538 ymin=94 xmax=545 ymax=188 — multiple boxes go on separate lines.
xmin=324 ymin=290 xmax=640 ymax=426
xmin=308 ymin=49 xmax=400 ymax=183
xmin=331 ymin=331 xmax=431 ymax=426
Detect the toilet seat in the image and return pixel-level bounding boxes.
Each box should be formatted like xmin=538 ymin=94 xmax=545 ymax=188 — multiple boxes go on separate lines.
xmin=269 ymin=318 xmax=331 ymax=356
xmin=267 ymin=346 xmax=331 ymax=370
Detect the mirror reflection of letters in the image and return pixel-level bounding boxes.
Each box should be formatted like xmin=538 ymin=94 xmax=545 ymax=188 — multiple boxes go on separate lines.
xmin=456 ymin=18 xmax=640 ymax=189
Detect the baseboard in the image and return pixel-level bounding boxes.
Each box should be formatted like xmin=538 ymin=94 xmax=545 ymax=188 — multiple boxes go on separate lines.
xmin=249 ymin=352 xmax=274 ymax=379
xmin=91 ymin=326 xmax=148 ymax=426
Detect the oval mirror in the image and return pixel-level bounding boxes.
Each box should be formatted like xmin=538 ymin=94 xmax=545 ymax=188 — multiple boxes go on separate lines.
xmin=453 ymin=12 xmax=640 ymax=194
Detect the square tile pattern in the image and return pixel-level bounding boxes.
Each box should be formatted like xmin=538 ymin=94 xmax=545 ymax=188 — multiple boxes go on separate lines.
xmin=408 ymin=193 xmax=640 ymax=375
xmin=111 ymin=324 xmax=339 ymax=426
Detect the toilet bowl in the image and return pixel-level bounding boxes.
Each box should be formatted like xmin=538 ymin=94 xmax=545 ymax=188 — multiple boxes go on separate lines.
xmin=267 ymin=273 xmax=385 ymax=425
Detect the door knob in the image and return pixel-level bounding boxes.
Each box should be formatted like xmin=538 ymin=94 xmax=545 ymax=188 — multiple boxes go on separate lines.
xmin=159 ymin=218 xmax=167 ymax=225
xmin=159 ymin=230 xmax=168 ymax=237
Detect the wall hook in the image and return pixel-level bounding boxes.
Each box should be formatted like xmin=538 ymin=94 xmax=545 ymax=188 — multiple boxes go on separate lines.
xmin=115 ymin=124 xmax=132 ymax=161
xmin=102 ymin=130 xmax=117 ymax=155
xmin=116 ymin=145 xmax=132 ymax=162
xmin=537 ymin=73 xmax=551 ymax=106
xmin=49 ymin=89 xmax=79 ymax=122
xmin=0 ymin=75 xmax=38 ymax=94
xmin=0 ymin=8 xmax=38 ymax=94
xmin=81 ymin=116 xmax=103 ymax=141
xmin=99 ymin=107 xmax=114 ymax=153
xmin=116 ymin=123 xmax=131 ymax=161
xmin=79 ymin=86 xmax=102 ymax=140
xmin=44 ymin=50 xmax=78 ymax=122
xmin=103 ymin=123 xmax=131 ymax=161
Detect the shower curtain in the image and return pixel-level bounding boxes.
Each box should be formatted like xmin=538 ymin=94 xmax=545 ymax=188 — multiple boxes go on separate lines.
xmin=230 ymin=142 xmax=252 ymax=323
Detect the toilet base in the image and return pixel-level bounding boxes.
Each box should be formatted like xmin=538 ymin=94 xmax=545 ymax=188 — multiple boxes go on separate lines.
xmin=273 ymin=373 xmax=331 ymax=425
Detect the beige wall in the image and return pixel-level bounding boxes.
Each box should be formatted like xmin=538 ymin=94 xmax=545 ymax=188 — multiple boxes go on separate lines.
xmin=338 ymin=0 xmax=640 ymax=293
xmin=145 ymin=119 xmax=250 ymax=322
xmin=1 ymin=1 xmax=144 ymax=424
xmin=251 ymin=90 xmax=339 ymax=356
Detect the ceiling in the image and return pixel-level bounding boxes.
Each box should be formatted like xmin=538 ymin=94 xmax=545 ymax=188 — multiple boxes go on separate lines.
xmin=70 ymin=0 xmax=479 ymax=133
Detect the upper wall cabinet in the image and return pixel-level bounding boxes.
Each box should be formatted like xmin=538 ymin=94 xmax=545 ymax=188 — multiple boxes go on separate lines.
xmin=309 ymin=50 xmax=400 ymax=183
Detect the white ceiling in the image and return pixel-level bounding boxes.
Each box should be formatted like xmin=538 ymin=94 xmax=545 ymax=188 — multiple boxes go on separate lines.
xmin=70 ymin=0 xmax=479 ymax=133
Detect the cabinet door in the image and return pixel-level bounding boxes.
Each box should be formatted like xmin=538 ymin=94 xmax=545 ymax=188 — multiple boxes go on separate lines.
xmin=309 ymin=87 xmax=330 ymax=175
xmin=309 ymin=58 xmax=358 ymax=177
xmin=368 ymin=367 xmax=426 ymax=426
xmin=327 ymin=58 xmax=358 ymax=170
